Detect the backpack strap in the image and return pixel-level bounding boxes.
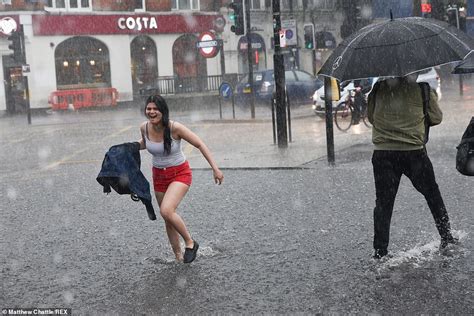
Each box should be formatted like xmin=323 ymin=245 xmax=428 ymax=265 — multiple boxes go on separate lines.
xmin=418 ymin=82 xmax=430 ymax=118
xmin=418 ymin=82 xmax=431 ymax=144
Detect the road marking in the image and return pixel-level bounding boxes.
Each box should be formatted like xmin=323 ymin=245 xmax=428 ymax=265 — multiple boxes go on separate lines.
xmin=42 ymin=149 xmax=88 ymax=170
xmin=8 ymin=128 xmax=61 ymax=144
xmin=182 ymin=124 xmax=212 ymax=157
xmin=42 ymin=125 xmax=133 ymax=171
xmin=49 ymin=159 xmax=102 ymax=166
xmin=103 ymin=126 xmax=133 ymax=140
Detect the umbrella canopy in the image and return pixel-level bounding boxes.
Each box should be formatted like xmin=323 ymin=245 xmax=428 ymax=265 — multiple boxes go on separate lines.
xmin=453 ymin=51 xmax=474 ymax=74
xmin=318 ymin=17 xmax=474 ymax=82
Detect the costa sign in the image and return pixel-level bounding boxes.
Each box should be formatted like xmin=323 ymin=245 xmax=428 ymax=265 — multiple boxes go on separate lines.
xmin=32 ymin=14 xmax=224 ymax=36
xmin=117 ymin=16 xmax=158 ymax=31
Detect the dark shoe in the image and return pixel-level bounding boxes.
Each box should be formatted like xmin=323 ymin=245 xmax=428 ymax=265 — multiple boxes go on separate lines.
xmin=373 ymin=248 xmax=388 ymax=259
xmin=183 ymin=240 xmax=199 ymax=264
xmin=440 ymin=236 xmax=459 ymax=250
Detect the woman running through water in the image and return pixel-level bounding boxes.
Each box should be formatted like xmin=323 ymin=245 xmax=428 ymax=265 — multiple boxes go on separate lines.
xmin=138 ymin=95 xmax=224 ymax=263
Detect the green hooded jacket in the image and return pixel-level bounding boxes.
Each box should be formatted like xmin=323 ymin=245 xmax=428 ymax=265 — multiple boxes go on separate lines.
xmin=367 ymin=78 xmax=442 ymax=151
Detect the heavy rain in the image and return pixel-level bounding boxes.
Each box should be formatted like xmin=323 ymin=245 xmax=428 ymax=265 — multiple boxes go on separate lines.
xmin=1 ymin=0 xmax=473 ymax=315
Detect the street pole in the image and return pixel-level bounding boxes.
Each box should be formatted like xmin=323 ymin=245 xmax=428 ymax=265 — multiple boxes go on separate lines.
xmin=245 ymin=0 xmax=255 ymax=119
xmin=273 ymin=0 xmax=288 ymax=148
xmin=455 ymin=6 xmax=464 ymax=96
xmin=324 ymin=77 xmax=335 ymax=165
xmin=219 ymin=39 xmax=226 ymax=80
xmin=448 ymin=5 xmax=464 ymax=96
xmin=18 ymin=25 xmax=31 ymax=125
xmin=311 ymin=16 xmax=317 ymax=75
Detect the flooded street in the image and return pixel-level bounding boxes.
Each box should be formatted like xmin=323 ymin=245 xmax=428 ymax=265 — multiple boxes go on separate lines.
xmin=1 ymin=166 xmax=472 ymax=314
xmin=1 ymin=1 xmax=474 ymax=313
xmin=1 ymin=84 xmax=473 ymax=313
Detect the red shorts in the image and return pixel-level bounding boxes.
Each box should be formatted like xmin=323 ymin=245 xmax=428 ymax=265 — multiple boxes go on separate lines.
xmin=152 ymin=161 xmax=192 ymax=193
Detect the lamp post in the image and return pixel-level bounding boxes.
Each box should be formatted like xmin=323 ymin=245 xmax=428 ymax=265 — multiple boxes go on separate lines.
xmin=448 ymin=5 xmax=464 ymax=96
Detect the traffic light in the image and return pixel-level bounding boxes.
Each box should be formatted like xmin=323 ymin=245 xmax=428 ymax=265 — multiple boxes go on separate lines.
xmin=228 ymin=0 xmax=244 ymax=35
xmin=447 ymin=7 xmax=460 ymax=29
xmin=7 ymin=30 xmax=24 ymax=63
xmin=303 ymin=24 xmax=315 ymax=49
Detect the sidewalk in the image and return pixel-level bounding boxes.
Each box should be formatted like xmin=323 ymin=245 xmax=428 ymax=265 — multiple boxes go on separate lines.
xmin=1 ymin=77 xmax=473 ymax=170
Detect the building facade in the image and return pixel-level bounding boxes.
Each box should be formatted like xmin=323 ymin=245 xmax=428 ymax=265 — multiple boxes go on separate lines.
xmin=0 ymin=0 xmax=345 ymax=113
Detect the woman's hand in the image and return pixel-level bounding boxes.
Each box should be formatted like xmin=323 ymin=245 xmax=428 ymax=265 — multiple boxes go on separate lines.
xmin=213 ymin=169 xmax=224 ymax=185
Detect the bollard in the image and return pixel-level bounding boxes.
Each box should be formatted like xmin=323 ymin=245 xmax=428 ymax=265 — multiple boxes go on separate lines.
xmin=271 ymin=94 xmax=276 ymax=144
xmin=286 ymin=91 xmax=292 ymax=143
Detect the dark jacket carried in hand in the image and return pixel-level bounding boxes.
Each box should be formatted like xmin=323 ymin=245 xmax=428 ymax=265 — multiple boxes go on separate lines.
xmin=96 ymin=142 xmax=156 ymax=220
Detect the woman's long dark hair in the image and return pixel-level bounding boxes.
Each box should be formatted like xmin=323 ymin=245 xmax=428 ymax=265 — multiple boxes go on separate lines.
xmin=145 ymin=95 xmax=172 ymax=155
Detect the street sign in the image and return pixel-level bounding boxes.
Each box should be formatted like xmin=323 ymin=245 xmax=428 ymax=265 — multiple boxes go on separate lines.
xmin=281 ymin=19 xmax=297 ymax=46
xmin=0 ymin=17 xmax=17 ymax=36
xmin=219 ymin=82 xmax=233 ymax=100
xmin=279 ymin=29 xmax=287 ymax=48
xmin=196 ymin=40 xmax=218 ymax=48
xmin=22 ymin=64 xmax=30 ymax=75
xmin=197 ymin=31 xmax=219 ymax=58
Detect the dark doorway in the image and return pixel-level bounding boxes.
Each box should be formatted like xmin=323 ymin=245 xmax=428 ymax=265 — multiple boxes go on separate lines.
xmin=172 ymin=34 xmax=207 ymax=93
xmin=130 ymin=35 xmax=158 ymax=99
xmin=2 ymin=55 xmax=26 ymax=114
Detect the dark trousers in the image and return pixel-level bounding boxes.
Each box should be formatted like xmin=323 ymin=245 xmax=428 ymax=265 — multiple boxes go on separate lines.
xmin=371 ymin=149 xmax=452 ymax=250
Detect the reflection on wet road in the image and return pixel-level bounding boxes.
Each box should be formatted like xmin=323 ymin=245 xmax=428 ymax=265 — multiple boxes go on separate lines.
xmin=1 ymin=83 xmax=473 ymax=314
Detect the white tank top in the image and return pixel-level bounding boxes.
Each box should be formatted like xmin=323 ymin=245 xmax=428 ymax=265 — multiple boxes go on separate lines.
xmin=144 ymin=122 xmax=186 ymax=168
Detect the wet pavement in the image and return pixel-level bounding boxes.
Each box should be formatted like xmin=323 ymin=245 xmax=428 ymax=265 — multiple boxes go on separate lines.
xmin=1 ymin=79 xmax=473 ymax=314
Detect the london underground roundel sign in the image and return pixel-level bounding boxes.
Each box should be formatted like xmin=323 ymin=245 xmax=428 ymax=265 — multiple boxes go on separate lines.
xmin=0 ymin=17 xmax=18 ymax=36
xmin=197 ymin=31 xmax=219 ymax=58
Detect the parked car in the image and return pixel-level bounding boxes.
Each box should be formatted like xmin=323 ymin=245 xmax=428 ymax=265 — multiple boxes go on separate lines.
xmin=312 ymin=67 xmax=442 ymax=117
xmin=235 ymin=69 xmax=323 ymax=106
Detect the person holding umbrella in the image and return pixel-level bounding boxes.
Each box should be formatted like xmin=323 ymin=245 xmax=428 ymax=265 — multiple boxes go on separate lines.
xmin=367 ymin=74 xmax=458 ymax=259
xmin=318 ymin=15 xmax=474 ymax=260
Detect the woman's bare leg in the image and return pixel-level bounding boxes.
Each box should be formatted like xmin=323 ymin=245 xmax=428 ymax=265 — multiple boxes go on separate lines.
xmin=155 ymin=182 xmax=193 ymax=260
xmin=156 ymin=191 xmax=184 ymax=261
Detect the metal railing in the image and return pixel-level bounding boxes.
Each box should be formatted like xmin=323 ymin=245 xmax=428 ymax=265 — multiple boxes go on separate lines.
xmin=139 ymin=73 xmax=244 ymax=96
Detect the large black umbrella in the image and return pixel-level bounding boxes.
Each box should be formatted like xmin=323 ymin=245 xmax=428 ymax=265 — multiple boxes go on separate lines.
xmin=318 ymin=16 xmax=474 ymax=82
xmin=453 ymin=51 xmax=474 ymax=74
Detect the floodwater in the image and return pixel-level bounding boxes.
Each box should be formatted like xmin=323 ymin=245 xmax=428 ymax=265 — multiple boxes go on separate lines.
xmin=1 ymin=164 xmax=472 ymax=314
xmin=1 ymin=81 xmax=473 ymax=314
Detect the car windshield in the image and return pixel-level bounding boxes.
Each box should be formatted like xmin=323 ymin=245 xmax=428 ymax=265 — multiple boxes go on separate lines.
xmin=239 ymin=72 xmax=268 ymax=84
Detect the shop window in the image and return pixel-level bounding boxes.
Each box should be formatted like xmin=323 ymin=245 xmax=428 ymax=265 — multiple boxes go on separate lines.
xmin=250 ymin=0 xmax=263 ymax=10
xmin=46 ymin=0 xmax=91 ymax=11
xmin=306 ymin=0 xmax=335 ymax=11
xmin=55 ymin=36 xmax=111 ymax=89
xmin=134 ymin=0 xmax=145 ymax=11
xmin=171 ymin=0 xmax=199 ymax=10
xmin=281 ymin=0 xmax=299 ymax=10
xmin=130 ymin=36 xmax=158 ymax=96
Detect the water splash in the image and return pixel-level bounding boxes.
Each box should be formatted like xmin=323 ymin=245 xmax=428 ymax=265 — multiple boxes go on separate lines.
xmin=375 ymin=230 xmax=468 ymax=272
xmin=198 ymin=245 xmax=220 ymax=257
xmin=63 ymin=291 xmax=74 ymax=304
xmin=7 ymin=186 xmax=17 ymax=200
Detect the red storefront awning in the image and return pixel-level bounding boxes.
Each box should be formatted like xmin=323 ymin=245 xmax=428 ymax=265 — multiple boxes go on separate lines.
xmin=32 ymin=14 xmax=225 ymax=36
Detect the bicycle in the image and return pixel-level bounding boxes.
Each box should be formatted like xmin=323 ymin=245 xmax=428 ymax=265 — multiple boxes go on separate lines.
xmin=334 ymin=87 xmax=372 ymax=131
